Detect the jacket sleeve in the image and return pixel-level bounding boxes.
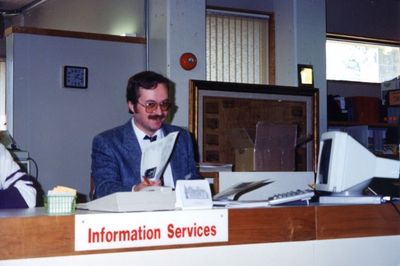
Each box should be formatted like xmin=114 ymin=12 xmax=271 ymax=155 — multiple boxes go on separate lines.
xmin=181 ymin=129 xmax=202 ymax=180
xmin=91 ymin=134 xmax=134 ymax=198
xmin=0 ymin=144 xmax=37 ymax=209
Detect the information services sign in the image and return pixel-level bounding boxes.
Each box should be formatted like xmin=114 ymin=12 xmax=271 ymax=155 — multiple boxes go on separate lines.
xmin=75 ymin=209 xmax=228 ymax=251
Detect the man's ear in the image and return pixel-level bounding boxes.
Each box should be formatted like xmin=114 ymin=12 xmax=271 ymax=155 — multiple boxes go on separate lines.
xmin=128 ymin=101 xmax=135 ymax=114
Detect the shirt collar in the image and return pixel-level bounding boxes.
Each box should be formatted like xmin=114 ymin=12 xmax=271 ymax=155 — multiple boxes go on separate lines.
xmin=131 ymin=118 xmax=163 ymax=141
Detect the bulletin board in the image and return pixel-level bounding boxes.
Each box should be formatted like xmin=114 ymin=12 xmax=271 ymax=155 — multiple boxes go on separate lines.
xmin=189 ymin=80 xmax=319 ymax=171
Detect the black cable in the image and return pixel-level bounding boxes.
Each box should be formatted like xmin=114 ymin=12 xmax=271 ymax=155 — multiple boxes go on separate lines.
xmin=27 ymin=156 xmax=39 ymax=181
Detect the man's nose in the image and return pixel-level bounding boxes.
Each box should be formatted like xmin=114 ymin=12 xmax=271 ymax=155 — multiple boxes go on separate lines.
xmin=153 ymin=104 xmax=163 ymax=115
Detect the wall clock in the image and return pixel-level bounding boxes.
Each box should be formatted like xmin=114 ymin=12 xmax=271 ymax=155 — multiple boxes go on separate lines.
xmin=63 ymin=66 xmax=88 ymax=88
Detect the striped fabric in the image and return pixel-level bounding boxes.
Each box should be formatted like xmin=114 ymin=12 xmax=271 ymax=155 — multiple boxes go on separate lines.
xmin=0 ymin=144 xmax=36 ymax=208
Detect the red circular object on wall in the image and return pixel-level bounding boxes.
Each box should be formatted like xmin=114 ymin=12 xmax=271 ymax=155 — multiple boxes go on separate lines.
xmin=180 ymin=52 xmax=197 ymax=70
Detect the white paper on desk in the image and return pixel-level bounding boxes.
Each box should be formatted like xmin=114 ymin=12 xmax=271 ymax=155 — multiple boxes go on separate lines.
xmin=140 ymin=131 xmax=179 ymax=181
xmin=213 ymin=179 xmax=274 ymax=201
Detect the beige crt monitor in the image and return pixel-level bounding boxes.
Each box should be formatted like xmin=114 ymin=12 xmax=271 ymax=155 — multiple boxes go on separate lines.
xmin=316 ymin=131 xmax=400 ymax=204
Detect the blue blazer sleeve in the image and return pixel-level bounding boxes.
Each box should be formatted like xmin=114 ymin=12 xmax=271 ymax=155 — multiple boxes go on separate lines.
xmin=91 ymin=121 xmax=142 ymax=198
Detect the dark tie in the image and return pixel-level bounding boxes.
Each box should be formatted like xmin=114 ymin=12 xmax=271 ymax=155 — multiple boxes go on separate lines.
xmin=144 ymin=135 xmax=157 ymax=142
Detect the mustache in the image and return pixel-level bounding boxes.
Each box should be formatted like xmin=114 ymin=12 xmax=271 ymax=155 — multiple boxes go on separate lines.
xmin=148 ymin=114 xmax=165 ymax=120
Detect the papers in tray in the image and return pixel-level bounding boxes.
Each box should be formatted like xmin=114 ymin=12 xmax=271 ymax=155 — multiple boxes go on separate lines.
xmin=78 ymin=189 xmax=176 ymax=212
xmin=213 ymin=179 xmax=274 ymax=201
xmin=140 ymin=131 xmax=179 ymax=181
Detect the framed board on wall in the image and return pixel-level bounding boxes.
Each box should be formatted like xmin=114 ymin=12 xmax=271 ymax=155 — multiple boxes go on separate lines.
xmin=189 ymin=80 xmax=319 ymax=171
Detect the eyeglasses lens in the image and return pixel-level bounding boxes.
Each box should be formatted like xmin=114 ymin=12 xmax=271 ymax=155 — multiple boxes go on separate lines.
xmin=144 ymin=101 xmax=171 ymax=113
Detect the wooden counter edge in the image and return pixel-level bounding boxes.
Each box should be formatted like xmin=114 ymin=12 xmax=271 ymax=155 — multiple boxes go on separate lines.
xmin=1 ymin=203 xmax=399 ymax=260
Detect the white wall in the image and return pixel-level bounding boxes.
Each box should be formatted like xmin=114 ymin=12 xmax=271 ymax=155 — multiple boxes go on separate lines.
xmin=274 ymin=1 xmax=297 ymax=86
xmin=19 ymin=0 xmax=145 ymax=37
xmin=148 ymin=0 xmax=206 ymax=127
xmin=274 ymin=0 xmax=327 ymax=133
xmin=295 ymin=0 xmax=327 ymax=133
xmin=7 ymin=33 xmax=146 ymax=197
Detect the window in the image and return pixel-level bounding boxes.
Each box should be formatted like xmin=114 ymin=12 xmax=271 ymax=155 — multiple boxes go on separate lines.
xmin=206 ymin=9 xmax=270 ymax=84
xmin=326 ymin=38 xmax=400 ymax=83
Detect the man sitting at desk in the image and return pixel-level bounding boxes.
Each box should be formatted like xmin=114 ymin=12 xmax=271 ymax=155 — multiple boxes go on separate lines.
xmin=0 ymin=143 xmax=36 ymax=208
xmin=91 ymin=71 xmax=200 ymax=198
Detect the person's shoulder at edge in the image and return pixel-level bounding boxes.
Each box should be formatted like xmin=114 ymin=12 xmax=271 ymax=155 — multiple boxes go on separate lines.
xmin=93 ymin=120 xmax=131 ymax=143
xmin=0 ymin=143 xmax=38 ymax=208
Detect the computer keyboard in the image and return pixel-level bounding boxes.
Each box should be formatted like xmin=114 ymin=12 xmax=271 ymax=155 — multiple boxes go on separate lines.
xmin=267 ymin=189 xmax=315 ymax=205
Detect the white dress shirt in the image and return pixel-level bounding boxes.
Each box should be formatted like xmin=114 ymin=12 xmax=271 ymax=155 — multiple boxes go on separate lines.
xmin=131 ymin=119 xmax=174 ymax=188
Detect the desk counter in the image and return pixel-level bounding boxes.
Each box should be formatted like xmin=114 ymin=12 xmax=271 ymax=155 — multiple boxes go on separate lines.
xmin=1 ymin=203 xmax=399 ymax=261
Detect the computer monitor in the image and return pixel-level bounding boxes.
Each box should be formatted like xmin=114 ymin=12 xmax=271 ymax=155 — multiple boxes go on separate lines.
xmin=316 ymin=131 xmax=400 ymax=196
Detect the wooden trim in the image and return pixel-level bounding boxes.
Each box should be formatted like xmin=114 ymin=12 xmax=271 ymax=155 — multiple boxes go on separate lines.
xmin=0 ymin=204 xmax=399 ymax=260
xmin=327 ymin=80 xmax=381 ymax=86
xmin=200 ymin=172 xmax=220 ymax=194
xmin=4 ymin=26 xmax=146 ymax=44
xmin=206 ymin=6 xmax=271 ymax=17
xmin=327 ymin=33 xmax=400 ymax=45
xmin=328 ymin=121 xmax=397 ymax=128
xmin=316 ymin=204 xmax=400 ymax=240
xmin=188 ymin=80 xmax=199 ymax=141
xmin=228 ymin=207 xmax=316 ymax=244
xmin=268 ymin=13 xmax=276 ymax=85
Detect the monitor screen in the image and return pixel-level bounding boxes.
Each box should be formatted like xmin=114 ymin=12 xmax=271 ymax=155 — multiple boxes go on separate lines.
xmin=318 ymin=138 xmax=332 ymax=185
xmin=315 ymin=131 xmax=399 ymax=196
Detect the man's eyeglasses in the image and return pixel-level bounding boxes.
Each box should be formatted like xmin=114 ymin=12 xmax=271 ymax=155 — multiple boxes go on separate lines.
xmin=137 ymin=100 xmax=172 ymax=113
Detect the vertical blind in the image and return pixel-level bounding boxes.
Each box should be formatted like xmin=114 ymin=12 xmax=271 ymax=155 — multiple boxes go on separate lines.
xmin=206 ymin=11 xmax=269 ymax=84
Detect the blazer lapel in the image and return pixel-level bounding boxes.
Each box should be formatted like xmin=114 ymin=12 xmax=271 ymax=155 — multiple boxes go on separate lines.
xmin=121 ymin=120 xmax=142 ymax=160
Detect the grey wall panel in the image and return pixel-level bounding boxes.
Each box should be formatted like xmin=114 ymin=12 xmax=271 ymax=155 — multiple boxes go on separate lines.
xmin=9 ymin=33 xmax=146 ymax=198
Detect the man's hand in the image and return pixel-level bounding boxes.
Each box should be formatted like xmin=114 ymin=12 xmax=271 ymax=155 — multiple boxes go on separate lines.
xmin=133 ymin=177 xmax=162 ymax=191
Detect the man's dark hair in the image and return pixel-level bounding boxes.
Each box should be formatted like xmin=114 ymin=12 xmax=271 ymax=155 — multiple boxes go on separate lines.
xmin=126 ymin=71 xmax=171 ymax=105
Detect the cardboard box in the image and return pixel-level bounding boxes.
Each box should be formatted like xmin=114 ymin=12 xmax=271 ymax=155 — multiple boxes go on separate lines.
xmin=388 ymin=90 xmax=400 ymax=106
xmin=229 ymin=122 xmax=297 ymax=171
xmin=346 ymin=96 xmax=381 ymax=123
xmin=381 ymin=76 xmax=400 ymax=105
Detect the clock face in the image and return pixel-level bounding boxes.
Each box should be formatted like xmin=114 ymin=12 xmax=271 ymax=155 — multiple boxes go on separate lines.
xmin=63 ymin=66 xmax=88 ymax=88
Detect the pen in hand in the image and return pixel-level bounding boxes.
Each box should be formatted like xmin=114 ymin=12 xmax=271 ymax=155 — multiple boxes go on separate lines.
xmin=134 ymin=177 xmax=157 ymax=191
xmin=143 ymin=177 xmax=151 ymax=185
xmin=143 ymin=177 xmax=161 ymax=186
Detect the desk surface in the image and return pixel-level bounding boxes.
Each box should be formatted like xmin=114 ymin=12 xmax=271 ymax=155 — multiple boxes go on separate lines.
xmin=0 ymin=203 xmax=399 ymax=260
